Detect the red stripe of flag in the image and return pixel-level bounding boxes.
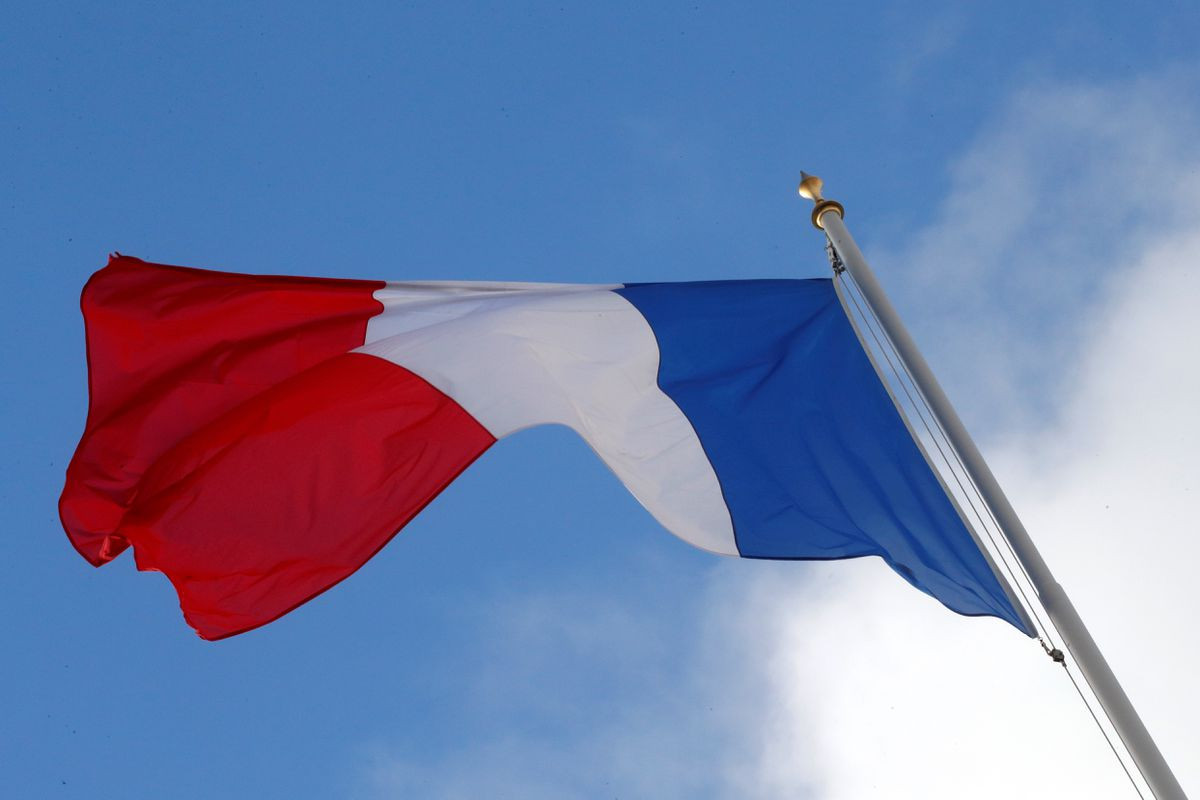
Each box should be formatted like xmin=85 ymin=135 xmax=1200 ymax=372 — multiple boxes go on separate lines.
xmin=61 ymin=256 xmax=495 ymax=639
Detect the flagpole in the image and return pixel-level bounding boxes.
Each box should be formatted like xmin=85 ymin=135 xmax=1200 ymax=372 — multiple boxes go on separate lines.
xmin=797 ymin=173 xmax=1187 ymax=800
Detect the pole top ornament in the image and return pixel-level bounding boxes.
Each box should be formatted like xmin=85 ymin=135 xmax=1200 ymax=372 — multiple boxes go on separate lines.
xmin=797 ymin=171 xmax=844 ymax=230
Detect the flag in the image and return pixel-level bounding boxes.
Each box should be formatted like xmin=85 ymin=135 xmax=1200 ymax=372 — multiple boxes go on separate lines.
xmin=61 ymin=255 xmax=1032 ymax=639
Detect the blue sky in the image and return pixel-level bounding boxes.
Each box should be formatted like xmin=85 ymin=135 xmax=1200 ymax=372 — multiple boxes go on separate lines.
xmin=3 ymin=3 xmax=1198 ymax=797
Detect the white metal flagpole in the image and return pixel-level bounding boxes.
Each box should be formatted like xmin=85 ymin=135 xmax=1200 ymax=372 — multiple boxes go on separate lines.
xmin=796 ymin=172 xmax=1188 ymax=800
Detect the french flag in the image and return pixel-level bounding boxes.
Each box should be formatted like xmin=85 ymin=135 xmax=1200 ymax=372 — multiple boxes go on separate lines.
xmin=61 ymin=255 xmax=1032 ymax=639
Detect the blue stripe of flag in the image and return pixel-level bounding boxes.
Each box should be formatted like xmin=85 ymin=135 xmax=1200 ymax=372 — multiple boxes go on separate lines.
xmin=615 ymin=279 xmax=1031 ymax=634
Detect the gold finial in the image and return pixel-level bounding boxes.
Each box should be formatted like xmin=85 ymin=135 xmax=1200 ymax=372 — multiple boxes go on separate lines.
xmin=796 ymin=171 xmax=844 ymax=230
xmin=797 ymin=171 xmax=824 ymax=202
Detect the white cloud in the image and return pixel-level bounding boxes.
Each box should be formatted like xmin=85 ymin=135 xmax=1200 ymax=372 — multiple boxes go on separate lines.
xmin=350 ymin=585 xmax=772 ymax=800
xmin=883 ymin=8 xmax=969 ymax=91
xmin=873 ymin=71 xmax=1200 ymax=433
xmin=747 ymin=74 xmax=1200 ymax=798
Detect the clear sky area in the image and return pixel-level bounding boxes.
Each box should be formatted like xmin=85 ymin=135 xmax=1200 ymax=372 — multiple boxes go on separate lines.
xmin=3 ymin=2 xmax=1198 ymax=797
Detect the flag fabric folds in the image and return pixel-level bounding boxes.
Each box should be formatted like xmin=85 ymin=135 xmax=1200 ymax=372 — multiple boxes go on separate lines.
xmin=61 ymin=255 xmax=1032 ymax=639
